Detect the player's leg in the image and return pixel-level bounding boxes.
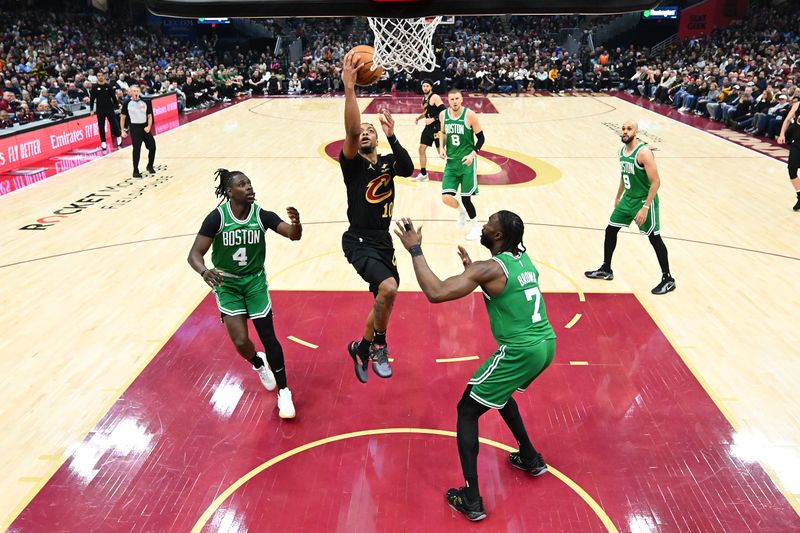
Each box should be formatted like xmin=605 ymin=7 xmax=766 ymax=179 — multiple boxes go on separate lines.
xmin=460 ymin=159 xmax=481 ymax=240
xmin=788 ymin=142 xmax=800 ymax=211
xmin=368 ymin=276 xmax=398 ymax=378
xmin=108 ymin=110 xmax=121 ymax=145
xmin=502 ymin=338 xmax=556 ymax=475
xmin=585 ymin=201 xmax=634 ymax=280
xmin=414 ymin=133 xmax=430 ymax=181
xmin=639 ymin=200 xmax=676 ymax=294
xmin=253 ymin=312 xmax=295 ymax=418
xmin=447 ymin=384 xmax=489 ymax=522
xmin=442 ymin=161 xmax=468 ymax=225
xmin=219 ymin=277 xmax=276 ymax=391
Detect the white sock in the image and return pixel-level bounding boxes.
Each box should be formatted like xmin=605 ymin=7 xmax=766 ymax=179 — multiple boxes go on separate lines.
xmin=458 ymin=203 xmax=467 ymax=215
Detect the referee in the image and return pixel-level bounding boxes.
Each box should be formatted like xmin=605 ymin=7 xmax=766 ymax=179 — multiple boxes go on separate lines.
xmin=120 ymin=85 xmax=156 ymax=177
xmin=89 ymin=72 xmax=121 ymax=150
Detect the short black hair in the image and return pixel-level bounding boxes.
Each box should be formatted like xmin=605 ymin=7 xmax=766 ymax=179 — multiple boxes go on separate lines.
xmin=214 ymin=168 xmax=247 ymax=199
xmin=496 ymin=210 xmax=526 ymax=254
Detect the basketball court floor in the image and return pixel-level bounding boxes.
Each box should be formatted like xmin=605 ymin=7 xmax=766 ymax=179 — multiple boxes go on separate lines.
xmin=1 ymin=93 xmax=799 ymax=532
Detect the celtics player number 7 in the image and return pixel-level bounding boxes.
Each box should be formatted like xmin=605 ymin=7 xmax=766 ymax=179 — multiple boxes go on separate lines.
xmin=524 ymin=287 xmax=542 ymax=323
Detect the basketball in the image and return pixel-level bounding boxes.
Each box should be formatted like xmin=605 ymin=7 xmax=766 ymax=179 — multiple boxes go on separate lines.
xmin=350 ymin=45 xmax=384 ymax=86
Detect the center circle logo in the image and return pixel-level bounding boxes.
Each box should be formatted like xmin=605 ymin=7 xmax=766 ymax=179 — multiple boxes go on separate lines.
xmin=322 ymin=140 xmax=561 ymax=187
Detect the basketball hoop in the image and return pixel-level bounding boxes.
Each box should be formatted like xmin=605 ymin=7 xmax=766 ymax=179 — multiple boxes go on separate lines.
xmin=367 ymin=16 xmax=442 ymax=73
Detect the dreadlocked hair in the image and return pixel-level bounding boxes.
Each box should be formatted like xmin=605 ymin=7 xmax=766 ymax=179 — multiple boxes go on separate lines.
xmin=213 ymin=168 xmax=246 ymax=199
xmin=496 ymin=210 xmax=526 ymax=254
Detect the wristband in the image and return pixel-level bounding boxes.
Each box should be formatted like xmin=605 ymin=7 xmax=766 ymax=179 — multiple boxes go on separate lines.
xmin=409 ymin=245 xmax=423 ymax=257
xmin=642 ymin=204 xmax=650 ymax=210
xmin=200 ymin=268 xmax=209 ymax=277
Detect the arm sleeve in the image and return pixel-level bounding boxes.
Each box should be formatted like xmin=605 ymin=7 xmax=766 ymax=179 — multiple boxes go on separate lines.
xmin=435 ymin=103 xmax=447 ymax=117
xmin=474 ymin=131 xmax=485 ymax=152
xmin=198 ymin=210 xmax=222 ymax=237
xmin=387 ymin=135 xmax=414 ymax=177
xmin=258 ymin=209 xmax=283 ymax=232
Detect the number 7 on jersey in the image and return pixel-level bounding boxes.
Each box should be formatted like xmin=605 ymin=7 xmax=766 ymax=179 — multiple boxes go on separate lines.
xmin=524 ymin=287 xmax=543 ymax=323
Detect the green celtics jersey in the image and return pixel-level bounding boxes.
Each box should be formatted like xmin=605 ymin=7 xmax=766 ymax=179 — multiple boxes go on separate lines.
xmin=619 ymin=143 xmax=652 ymax=199
xmin=484 ymin=252 xmax=556 ymax=347
xmin=443 ymin=107 xmax=474 ymax=160
xmin=211 ymin=202 xmax=266 ymax=277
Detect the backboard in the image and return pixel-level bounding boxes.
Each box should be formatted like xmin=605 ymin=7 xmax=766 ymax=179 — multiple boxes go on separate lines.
xmin=145 ymin=0 xmax=663 ymax=18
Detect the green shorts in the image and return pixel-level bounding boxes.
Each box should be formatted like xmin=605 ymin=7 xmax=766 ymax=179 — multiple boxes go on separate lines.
xmin=442 ymin=158 xmax=479 ymax=196
xmin=469 ymin=338 xmax=556 ymax=409
xmin=609 ymin=194 xmax=660 ymax=235
xmin=213 ymin=270 xmax=272 ymax=319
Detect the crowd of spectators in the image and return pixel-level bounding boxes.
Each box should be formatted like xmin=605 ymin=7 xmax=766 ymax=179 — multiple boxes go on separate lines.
xmin=1 ymin=1 xmax=798 ymax=143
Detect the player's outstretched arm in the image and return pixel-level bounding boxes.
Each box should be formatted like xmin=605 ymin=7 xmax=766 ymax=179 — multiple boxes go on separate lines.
xmin=393 ymin=218 xmax=500 ymax=303
xmin=342 ymin=51 xmax=363 ymax=159
xmin=379 ymin=109 xmax=414 ymax=176
xmin=275 ymin=207 xmax=302 ymax=241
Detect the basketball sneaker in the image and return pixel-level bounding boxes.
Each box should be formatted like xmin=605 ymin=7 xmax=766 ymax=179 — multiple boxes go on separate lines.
xmin=116 ymin=136 xmax=122 ymax=146
xmin=651 ymin=275 xmax=676 ymax=295
xmin=132 ymin=170 xmax=142 ymax=178
xmin=466 ymin=223 xmax=481 ymax=241
xmin=347 ymin=340 xmax=369 ymax=383
xmin=508 ymin=451 xmax=548 ymax=476
xmin=793 ymin=197 xmax=800 ymax=211
xmin=445 ymin=487 xmax=486 ymax=522
xmin=277 ymin=388 xmax=295 ymax=419
xmin=413 ymin=172 xmax=429 ymax=182
xmin=584 ymin=266 xmax=614 ymax=280
xmin=101 ymin=142 xmax=107 ymax=149
xmin=370 ymin=344 xmax=393 ymax=378
xmin=146 ymin=166 xmax=156 ymax=174
xmin=252 ymin=352 xmax=276 ymax=391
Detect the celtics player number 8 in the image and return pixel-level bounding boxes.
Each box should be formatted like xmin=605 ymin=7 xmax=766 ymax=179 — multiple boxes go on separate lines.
xmin=451 ymin=134 xmax=460 ymax=146
xmin=524 ymin=287 xmax=543 ymax=323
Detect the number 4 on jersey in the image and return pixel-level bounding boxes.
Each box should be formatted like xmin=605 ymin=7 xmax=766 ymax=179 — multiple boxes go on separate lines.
xmin=232 ymin=247 xmax=248 ymax=266
xmin=524 ymin=287 xmax=543 ymax=323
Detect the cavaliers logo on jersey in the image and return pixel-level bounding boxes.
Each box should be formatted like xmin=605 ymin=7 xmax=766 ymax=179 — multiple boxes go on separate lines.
xmin=365 ymin=174 xmax=392 ymax=204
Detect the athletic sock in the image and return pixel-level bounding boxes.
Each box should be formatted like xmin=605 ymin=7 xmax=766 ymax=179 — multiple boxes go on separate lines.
xmin=248 ymin=354 xmax=264 ymax=368
xmin=420 ymin=167 xmax=427 ymax=175
xmin=373 ymin=329 xmax=386 ymax=346
xmin=464 ymin=478 xmax=480 ymax=501
xmin=358 ymin=337 xmax=371 ymax=359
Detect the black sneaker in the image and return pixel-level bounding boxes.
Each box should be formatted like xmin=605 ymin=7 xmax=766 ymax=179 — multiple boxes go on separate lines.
xmin=651 ymin=275 xmax=676 ymax=295
xmin=509 ymin=451 xmax=548 ymax=476
xmin=369 ymin=344 xmax=392 ymax=378
xmin=445 ymin=487 xmax=486 ymax=522
xmin=132 ymin=170 xmax=142 ymax=178
xmin=347 ymin=340 xmax=369 ymax=384
xmin=793 ymin=197 xmax=800 ymax=211
xmin=146 ymin=166 xmax=156 ymax=174
xmin=584 ymin=266 xmax=613 ymax=280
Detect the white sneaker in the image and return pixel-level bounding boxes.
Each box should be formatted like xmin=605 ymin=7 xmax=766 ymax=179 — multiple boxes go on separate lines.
xmin=277 ymin=388 xmax=296 ymax=419
xmin=413 ymin=172 xmax=429 ymax=182
xmin=457 ymin=204 xmax=468 ymax=229
xmin=252 ymin=352 xmax=276 ymax=391
xmin=101 ymin=142 xmax=107 ymax=149
xmin=116 ymin=136 xmax=122 ymax=146
xmin=466 ymin=222 xmax=481 ymax=241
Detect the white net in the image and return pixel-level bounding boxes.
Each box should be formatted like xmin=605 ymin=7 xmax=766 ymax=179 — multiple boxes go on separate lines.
xmin=367 ymin=17 xmax=442 ymax=73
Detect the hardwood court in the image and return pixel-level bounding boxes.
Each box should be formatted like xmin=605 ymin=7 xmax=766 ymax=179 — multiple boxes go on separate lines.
xmin=1 ymin=94 xmax=799 ymax=531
